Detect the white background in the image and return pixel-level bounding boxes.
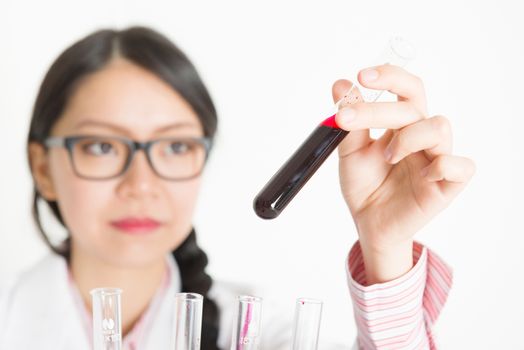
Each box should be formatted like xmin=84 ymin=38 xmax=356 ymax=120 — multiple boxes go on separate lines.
xmin=0 ymin=0 xmax=522 ymax=348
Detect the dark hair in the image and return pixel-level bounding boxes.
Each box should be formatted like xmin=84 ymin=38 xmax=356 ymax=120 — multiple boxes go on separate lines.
xmin=27 ymin=26 xmax=220 ymax=348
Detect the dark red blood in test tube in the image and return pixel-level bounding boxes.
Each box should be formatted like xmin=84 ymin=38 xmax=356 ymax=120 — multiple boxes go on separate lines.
xmin=253 ymin=114 xmax=349 ymax=219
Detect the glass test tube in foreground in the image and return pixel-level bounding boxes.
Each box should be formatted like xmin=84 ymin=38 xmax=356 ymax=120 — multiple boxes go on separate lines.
xmin=231 ymin=295 xmax=263 ymax=350
xmin=253 ymin=36 xmax=416 ymax=220
xmin=173 ymin=293 xmax=203 ymax=350
xmin=292 ymin=298 xmax=323 ymax=350
xmin=91 ymin=288 xmax=122 ymax=350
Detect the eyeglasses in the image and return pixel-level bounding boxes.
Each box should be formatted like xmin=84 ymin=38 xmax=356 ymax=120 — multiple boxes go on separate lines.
xmin=44 ymin=135 xmax=212 ymax=181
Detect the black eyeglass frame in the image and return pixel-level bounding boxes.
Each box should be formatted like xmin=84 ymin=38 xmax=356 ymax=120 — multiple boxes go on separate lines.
xmin=43 ymin=135 xmax=213 ymax=181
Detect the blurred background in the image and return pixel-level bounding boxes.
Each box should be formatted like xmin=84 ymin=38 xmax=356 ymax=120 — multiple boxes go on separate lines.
xmin=0 ymin=0 xmax=522 ymax=348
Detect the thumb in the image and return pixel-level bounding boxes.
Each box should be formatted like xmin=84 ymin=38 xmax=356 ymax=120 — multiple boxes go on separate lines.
xmin=332 ymin=79 xmax=370 ymax=157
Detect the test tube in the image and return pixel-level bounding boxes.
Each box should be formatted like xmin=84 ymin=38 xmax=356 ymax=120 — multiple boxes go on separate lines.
xmin=253 ymin=36 xmax=416 ymax=219
xmin=291 ymin=298 xmax=323 ymax=350
xmin=172 ymin=293 xmax=203 ymax=350
xmin=334 ymin=36 xmax=416 ymax=108
xmin=91 ymin=288 xmax=122 ymax=350
xmin=230 ymin=295 xmax=263 ymax=350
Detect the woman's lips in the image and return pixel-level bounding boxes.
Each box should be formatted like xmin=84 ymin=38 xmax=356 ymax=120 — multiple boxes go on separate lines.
xmin=110 ymin=217 xmax=162 ymax=234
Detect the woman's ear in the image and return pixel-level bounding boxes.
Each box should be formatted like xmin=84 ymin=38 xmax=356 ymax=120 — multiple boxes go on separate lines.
xmin=28 ymin=142 xmax=58 ymax=201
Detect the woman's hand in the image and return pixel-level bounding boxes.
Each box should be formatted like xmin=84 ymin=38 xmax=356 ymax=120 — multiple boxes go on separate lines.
xmin=334 ymin=65 xmax=475 ymax=284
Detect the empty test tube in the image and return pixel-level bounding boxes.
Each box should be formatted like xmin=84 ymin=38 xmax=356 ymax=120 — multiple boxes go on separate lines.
xmin=91 ymin=288 xmax=123 ymax=350
xmin=291 ymin=298 xmax=323 ymax=350
xmin=173 ymin=293 xmax=204 ymax=350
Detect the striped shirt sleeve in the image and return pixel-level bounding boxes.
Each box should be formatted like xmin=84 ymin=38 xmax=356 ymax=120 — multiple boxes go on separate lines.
xmin=346 ymin=241 xmax=452 ymax=350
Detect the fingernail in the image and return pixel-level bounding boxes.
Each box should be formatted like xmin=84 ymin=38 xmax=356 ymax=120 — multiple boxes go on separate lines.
xmin=420 ymin=166 xmax=429 ymax=177
xmin=338 ymin=107 xmax=356 ymax=124
xmin=361 ymin=68 xmax=379 ymax=82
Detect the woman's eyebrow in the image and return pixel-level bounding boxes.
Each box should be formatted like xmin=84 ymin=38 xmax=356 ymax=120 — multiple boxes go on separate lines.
xmin=156 ymin=122 xmax=200 ymax=133
xmin=73 ymin=120 xmax=200 ymax=134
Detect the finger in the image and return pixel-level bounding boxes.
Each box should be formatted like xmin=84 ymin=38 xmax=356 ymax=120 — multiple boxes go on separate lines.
xmin=421 ymin=155 xmax=476 ymax=195
xmin=422 ymin=155 xmax=475 ymax=182
xmin=331 ymin=79 xmax=371 ymax=156
xmin=384 ymin=115 xmax=453 ymax=164
xmin=336 ymin=100 xmax=424 ymax=131
xmin=358 ymin=64 xmax=427 ymax=114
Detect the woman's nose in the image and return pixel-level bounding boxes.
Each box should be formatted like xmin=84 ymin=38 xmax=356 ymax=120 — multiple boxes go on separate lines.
xmin=116 ymin=150 xmax=160 ymax=199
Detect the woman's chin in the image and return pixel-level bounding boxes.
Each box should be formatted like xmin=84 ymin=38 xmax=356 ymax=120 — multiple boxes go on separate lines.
xmin=92 ymin=241 xmax=171 ymax=269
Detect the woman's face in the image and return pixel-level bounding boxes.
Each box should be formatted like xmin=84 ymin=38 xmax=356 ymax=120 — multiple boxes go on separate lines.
xmin=35 ymin=58 xmax=205 ymax=267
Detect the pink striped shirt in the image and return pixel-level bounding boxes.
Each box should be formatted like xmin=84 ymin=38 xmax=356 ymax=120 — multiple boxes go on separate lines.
xmin=347 ymin=241 xmax=452 ymax=350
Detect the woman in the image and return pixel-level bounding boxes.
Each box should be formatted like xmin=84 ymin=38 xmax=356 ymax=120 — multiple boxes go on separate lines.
xmin=0 ymin=26 xmax=475 ymax=349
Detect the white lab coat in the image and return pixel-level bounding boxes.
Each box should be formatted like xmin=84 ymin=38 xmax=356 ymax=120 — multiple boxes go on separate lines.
xmin=0 ymin=253 xmax=355 ymax=349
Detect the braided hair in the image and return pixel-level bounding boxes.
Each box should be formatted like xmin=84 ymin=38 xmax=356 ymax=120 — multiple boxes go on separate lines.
xmin=173 ymin=228 xmax=220 ymax=349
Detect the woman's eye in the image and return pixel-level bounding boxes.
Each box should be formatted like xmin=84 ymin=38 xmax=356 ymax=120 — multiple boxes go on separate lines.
xmin=83 ymin=141 xmax=115 ymax=156
xmin=166 ymin=142 xmax=190 ymax=155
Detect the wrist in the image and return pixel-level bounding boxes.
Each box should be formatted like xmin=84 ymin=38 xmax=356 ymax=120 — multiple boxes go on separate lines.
xmin=358 ymin=238 xmax=414 ymax=285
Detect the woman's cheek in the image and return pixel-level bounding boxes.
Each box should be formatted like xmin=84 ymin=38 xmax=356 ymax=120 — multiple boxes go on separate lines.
xmin=57 ymin=179 xmax=114 ymax=244
xmin=47 ymin=153 xmax=105 ymax=239
xmin=164 ymin=178 xmax=202 ymax=247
